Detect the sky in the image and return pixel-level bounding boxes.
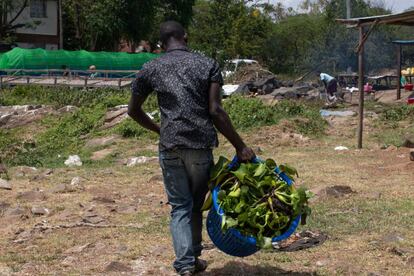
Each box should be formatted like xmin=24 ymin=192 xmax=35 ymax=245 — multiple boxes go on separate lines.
xmin=269 ymin=0 xmax=414 ymax=13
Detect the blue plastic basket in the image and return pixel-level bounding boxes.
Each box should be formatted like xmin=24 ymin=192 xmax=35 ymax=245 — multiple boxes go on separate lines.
xmin=206 ymin=156 xmax=301 ymax=257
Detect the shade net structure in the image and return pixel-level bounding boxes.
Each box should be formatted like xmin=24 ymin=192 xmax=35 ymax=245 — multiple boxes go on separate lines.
xmin=0 ymin=48 xmax=159 ymax=73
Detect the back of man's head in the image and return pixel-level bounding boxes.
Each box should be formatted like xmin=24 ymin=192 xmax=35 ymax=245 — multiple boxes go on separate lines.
xmin=160 ymin=21 xmax=186 ymax=47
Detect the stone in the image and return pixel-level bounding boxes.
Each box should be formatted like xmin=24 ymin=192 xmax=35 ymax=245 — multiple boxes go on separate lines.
xmin=70 ymin=177 xmax=84 ymax=190
xmin=99 ymin=106 xmax=129 ymax=130
xmin=85 ymin=135 xmax=119 ymax=148
xmin=334 ymin=146 xmax=349 ymax=151
xmin=57 ymin=106 xmax=78 ymax=114
xmin=82 ymin=214 xmax=105 ymax=224
xmin=402 ymin=136 xmax=414 ymax=148
xmin=116 ymin=205 xmax=137 ymax=214
xmin=31 ymin=206 xmax=50 ymax=216
xmin=64 ymin=155 xmax=82 ymax=167
xmin=0 ymin=105 xmax=54 ymax=129
xmin=126 ymin=156 xmax=159 ymax=167
xmin=64 ymin=243 xmax=92 ymax=255
xmin=61 ymin=256 xmax=77 ymax=267
xmin=382 ymin=233 xmax=405 ymax=243
xmin=4 ymin=206 xmax=26 ymax=217
xmin=13 ymin=166 xmax=38 ymax=177
xmin=51 ymin=183 xmax=70 ymax=193
xmin=316 ymin=259 xmax=328 ymax=267
xmin=43 ymin=169 xmax=53 ymax=176
xmin=17 ymin=190 xmax=46 ymax=202
xmin=0 ymin=202 xmax=11 ymax=213
xmin=105 ymin=106 xmax=128 ymax=122
xmin=0 ymin=179 xmax=11 ymax=190
xmin=93 ymin=196 xmax=115 ymax=204
xmin=319 ymin=185 xmax=355 ymax=198
xmin=90 ymin=148 xmax=114 ymax=161
xmin=104 ymin=261 xmax=133 ymax=273
xmin=385 ymin=145 xmax=398 ymax=151
xmin=0 ymin=265 xmax=13 ymax=275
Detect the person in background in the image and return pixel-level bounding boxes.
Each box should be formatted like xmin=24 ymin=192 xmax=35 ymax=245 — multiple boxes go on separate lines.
xmin=317 ymin=71 xmax=338 ymax=102
xmin=128 ymin=21 xmax=255 ymax=275
xmin=89 ymin=65 xmax=99 ymax=79
xmin=61 ymin=65 xmax=70 ymax=77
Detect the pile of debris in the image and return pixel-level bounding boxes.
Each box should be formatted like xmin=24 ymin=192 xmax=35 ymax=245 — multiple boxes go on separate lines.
xmin=223 ymin=63 xmax=321 ymax=100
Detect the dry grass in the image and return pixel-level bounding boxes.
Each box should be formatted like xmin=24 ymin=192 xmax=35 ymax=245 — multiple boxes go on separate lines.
xmin=1 ymin=114 xmax=414 ymax=276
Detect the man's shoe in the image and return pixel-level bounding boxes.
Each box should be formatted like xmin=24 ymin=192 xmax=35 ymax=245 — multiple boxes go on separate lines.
xmin=195 ymin=258 xmax=207 ymax=273
xmin=180 ymin=270 xmax=193 ymax=276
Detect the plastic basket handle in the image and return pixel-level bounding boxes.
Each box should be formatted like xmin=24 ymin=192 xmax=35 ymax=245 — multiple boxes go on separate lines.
xmin=228 ymin=155 xmax=261 ymax=169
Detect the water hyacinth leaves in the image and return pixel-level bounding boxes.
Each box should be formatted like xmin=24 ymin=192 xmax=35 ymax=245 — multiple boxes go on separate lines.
xmin=204 ymin=156 xmax=312 ymax=249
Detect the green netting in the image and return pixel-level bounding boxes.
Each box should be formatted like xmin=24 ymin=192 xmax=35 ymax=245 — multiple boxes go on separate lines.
xmin=0 ymin=47 xmax=159 ymax=71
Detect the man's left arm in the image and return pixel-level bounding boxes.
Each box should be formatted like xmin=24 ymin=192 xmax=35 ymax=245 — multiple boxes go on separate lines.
xmin=127 ymin=73 xmax=160 ymax=135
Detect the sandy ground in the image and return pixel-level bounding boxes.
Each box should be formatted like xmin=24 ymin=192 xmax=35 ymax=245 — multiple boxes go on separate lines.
xmin=1 ymin=103 xmax=414 ymax=276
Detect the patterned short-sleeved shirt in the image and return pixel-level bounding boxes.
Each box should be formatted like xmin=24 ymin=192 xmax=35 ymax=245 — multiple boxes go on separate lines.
xmin=131 ymin=46 xmax=224 ymax=150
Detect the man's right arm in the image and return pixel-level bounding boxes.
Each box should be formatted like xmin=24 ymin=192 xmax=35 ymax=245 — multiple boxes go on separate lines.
xmin=208 ymin=82 xmax=255 ymax=161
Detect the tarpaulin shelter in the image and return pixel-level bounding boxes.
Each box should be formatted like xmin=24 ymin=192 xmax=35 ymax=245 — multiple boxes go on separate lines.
xmin=336 ymin=10 xmax=414 ymax=148
xmin=393 ymin=40 xmax=414 ymax=97
xmin=0 ymin=47 xmax=159 ymax=71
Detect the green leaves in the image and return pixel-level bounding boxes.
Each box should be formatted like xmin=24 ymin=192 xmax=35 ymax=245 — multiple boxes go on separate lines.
xmin=207 ymin=156 xmax=312 ymax=249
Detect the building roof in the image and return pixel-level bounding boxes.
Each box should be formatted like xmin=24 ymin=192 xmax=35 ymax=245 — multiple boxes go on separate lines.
xmin=336 ymin=10 xmax=414 ymax=27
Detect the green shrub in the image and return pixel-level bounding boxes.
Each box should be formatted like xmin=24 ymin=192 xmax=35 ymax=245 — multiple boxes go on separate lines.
xmin=223 ymin=96 xmax=326 ymax=136
xmin=381 ymin=105 xmax=414 ymax=122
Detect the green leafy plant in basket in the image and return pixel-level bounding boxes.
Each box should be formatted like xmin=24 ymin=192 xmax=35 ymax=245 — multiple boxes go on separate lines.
xmin=202 ymin=156 xmax=313 ymax=249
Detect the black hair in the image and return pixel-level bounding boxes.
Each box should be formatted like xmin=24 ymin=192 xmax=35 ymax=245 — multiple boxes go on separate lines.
xmin=160 ymin=21 xmax=185 ymax=46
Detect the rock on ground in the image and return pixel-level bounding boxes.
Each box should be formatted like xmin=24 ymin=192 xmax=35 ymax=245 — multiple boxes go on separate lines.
xmin=126 ymin=156 xmax=159 ymax=167
xmin=0 ymin=179 xmax=12 ymax=190
xmin=17 ymin=190 xmax=47 ymax=202
xmin=0 ymin=105 xmax=54 ymax=129
xmin=64 ymin=155 xmax=82 ymax=167
xmin=100 ymin=106 xmax=128 ymax=130
xmin=90 ymin=148 xmax=114 ymax=161
xmin=31 ymin=206 xmax=50 ymax=216
xmin=85 ymin=135 xmax=120 ymax=148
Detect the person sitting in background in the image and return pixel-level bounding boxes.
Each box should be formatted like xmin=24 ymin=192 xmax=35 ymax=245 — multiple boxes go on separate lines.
xmin=89 ymin=65 xmax=99 ymax=79
xmin=317 ymin=71 xmax=338 ymax=102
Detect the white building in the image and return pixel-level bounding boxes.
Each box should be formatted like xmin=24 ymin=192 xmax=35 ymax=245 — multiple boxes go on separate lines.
xmin=10 ymin=0 xmax=62 ymax=50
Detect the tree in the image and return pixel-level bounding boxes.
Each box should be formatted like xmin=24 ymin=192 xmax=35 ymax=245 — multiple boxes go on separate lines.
xmin=0 ymin=0 xmax=35 ymax=43
xmin=189 ymin=0 xmax=272 ymax=63
xmin=62 ymin=0 xmax=196 ymax=51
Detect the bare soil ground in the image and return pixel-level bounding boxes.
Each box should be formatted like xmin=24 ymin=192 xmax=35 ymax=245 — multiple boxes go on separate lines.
xmin=1 ymin=110 xmax=414 ymax=276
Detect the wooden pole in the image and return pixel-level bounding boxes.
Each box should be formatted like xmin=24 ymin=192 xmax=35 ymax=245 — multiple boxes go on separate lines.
xmin=397 ymin=44 xmax=402 ymax=100
xmin=357 ymin=26 xmax=365 ymax=149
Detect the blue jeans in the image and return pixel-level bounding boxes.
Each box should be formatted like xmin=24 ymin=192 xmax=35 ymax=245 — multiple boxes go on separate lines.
xmin=159 ymin=149 xmax=213 ymax=273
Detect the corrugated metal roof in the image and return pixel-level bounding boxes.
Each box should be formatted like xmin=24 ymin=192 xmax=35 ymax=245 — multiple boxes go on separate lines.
xmin=336 ymin=10 xmax=414 ymax=27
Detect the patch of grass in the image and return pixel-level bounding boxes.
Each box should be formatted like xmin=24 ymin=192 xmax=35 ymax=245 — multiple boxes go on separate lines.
xmin=0 ymin=86 xmax=130 ymax=108
xmin=380 ymin=104 xmax=414 ymax=123
xmin=307 ymin=198 xmax=414 ymax=236
xmin=371 ymin=104 xmax=414 ymax=147
xmin=224 ymin=96 xmax=327 ymax=136
xmin=2 ymin=105 xmax=106 ymax=167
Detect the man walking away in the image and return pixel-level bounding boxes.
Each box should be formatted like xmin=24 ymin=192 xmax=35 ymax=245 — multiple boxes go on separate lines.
xmin=317 ymin=71 xmax=338 ymax=102
xmin=127 ymin=21 xmax=255 ymax=275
